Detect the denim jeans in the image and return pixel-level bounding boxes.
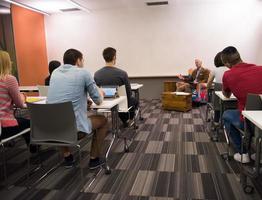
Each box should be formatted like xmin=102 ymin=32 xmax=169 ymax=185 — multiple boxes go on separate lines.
xmin=222 ymin=110 xmax=244 ymax=153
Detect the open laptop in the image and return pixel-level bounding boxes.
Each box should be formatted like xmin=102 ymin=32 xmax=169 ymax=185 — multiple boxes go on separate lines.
xmin=101 ymin=86 xmax=119 ymax=98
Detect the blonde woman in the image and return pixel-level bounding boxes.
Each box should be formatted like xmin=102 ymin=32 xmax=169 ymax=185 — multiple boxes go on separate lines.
xmin=0 ymin=50 xmax=36 ymax=152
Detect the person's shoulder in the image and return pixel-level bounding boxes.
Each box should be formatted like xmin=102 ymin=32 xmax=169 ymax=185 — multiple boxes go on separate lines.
xmin=5 ymin=75 xmax=18 ymax=83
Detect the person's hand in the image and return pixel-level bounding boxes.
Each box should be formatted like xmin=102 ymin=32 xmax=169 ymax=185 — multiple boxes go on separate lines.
xmin=20 ymin=92 xmax=26 ymax=103
xmin=87 ymin=98 xmax=93 ymax=110
xmin=178 ymin=74 xmax=184 ymax=80
xmin=98 ymin=88 xmax=105 ymax=98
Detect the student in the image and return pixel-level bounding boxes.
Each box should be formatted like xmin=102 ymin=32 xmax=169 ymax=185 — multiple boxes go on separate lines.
xmin=47 ymin=49 xmax=108 ymax=169
xmin=222 ymin=46 xmax=262 ymax=163
xmin=94 ymin=47 xmax=138 ymax=127
xmin=176 ymin=59 xmax=209 ymax=92
xmin=45 ymin=60 xmax=61 ymax=86
xmin=0 ymin=50 xmax=35 ymax=152
xmin=207 ymin=52 xmax=229 ymax=123
xmin=206 ymin=52 xmax=229 ymax=89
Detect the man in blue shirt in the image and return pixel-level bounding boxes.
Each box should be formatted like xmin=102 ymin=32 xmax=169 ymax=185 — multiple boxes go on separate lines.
xmin=48 ymin=49 xmax=108 ymax=169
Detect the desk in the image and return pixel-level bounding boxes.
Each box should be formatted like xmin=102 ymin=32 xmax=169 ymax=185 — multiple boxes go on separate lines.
xmin=91 ymin=96 xmax=126 ymax=170
xmin=19 ymin=86 xmax=38 ymax=92
xmin=131 ymin=83 xmax=143 ymax=120
xmin=241 ymin=111 xmax=262 ymax=190
xmin=215 ymin=91 xmax=237 ymax=126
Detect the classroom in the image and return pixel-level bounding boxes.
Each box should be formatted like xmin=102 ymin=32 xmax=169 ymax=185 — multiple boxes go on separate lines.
xmin=1 ymin=0 xmax=262 ymax=199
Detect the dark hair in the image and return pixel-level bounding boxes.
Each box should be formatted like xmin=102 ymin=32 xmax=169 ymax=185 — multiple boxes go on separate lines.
xmin=103 ymin=47 xmax=116 ymax=62
xmin=48 ymin=60 xmax=61 ymax=74
xmin=214 ymin=52 xmax=224 ymax=68
xmin=221 ymin=46 xmax=242 ymax=67
xmin=63 ymin=49 xmax=83 ymax=65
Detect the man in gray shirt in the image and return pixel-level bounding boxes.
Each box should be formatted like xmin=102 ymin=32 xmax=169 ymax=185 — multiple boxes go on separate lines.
xmin=48 ymin=49 xmax=108 ymax=169
xmin=94 ymin=47 xmax=138 ymax=126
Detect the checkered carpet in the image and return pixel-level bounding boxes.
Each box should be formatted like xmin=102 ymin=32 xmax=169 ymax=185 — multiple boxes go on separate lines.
xmin=0 ymin=99 xmax=261 ymax=200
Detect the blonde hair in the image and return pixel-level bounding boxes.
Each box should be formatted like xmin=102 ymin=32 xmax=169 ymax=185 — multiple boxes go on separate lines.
xmin=0 ymin=50 xmax=12 ymax=79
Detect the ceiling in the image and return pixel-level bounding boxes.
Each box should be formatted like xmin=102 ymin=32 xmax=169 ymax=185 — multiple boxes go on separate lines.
xmin=4 ymin=0 xmax=176 ymax=14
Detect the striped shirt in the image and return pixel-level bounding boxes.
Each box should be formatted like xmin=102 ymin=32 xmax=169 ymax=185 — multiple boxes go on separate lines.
xmin=0 ymin=75 xmax=25 ymax=127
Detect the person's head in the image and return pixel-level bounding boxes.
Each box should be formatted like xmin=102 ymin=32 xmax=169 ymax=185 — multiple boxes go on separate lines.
xmin=195 ymin=59 xmax=202 ymax=69
xmin=214 ymin=52 xmax=224 ymax=68
xmin=221 ymin=46 xmax=242 ymax=68
xmin=48 ymin=60 xmax=61 ymax=74
xmin=103 ymin=47 xmax=116 ymax=64
xmin=63 ymin=48 xmax=83 ymax=68
xmin=0 ymin=50 xmax=12 ymax=79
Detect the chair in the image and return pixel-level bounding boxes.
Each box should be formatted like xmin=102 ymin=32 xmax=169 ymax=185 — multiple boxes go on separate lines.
xmin=27 ymin=102 xmax=85 ymax=184
xmin=206 ymin=83 xmax=222 ymax=141
xmin=116 ymin=85 xmax=139 ymax=152
xmin=0 ymin=123 xmax=30 ymax=185
xmin=37 ymin=85 xmax=49 ymax=96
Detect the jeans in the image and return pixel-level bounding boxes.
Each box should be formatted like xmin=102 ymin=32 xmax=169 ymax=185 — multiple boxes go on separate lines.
xmin=223 ymin=110 xmax=244 ymax=153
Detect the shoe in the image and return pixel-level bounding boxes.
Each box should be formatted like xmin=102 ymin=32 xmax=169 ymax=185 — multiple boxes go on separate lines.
xmin=64 ymin=154 xmax=75 ymax=168
xmin=251 ymin=153 xmax=262 ymax=163
xmin=233 ymin=153 xmax=250 ymax=163
xmin=88 ymin=157 xmax=105 ymax=169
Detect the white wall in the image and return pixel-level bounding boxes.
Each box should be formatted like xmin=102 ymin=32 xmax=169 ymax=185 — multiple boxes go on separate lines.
xmin=44 ymin=0 xmax=262 ymax=76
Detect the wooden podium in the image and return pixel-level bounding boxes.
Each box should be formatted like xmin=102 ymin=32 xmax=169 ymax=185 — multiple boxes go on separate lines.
xmin=162 ymin=92 xmax=192 ymax=112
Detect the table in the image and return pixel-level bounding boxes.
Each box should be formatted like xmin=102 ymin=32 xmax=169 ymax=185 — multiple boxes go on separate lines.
xmin=241 ymin=111 xmax=262 ymax=191
xmin=215 ymin=91 xmax=237 ymax=127
xmin=19 ymin=86 xmax=38 ymax=92
xmin=131 ymin=83 xmax=143 ymax=120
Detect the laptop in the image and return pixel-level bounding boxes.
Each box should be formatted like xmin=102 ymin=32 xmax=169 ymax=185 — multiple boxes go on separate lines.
xmin=101 ymin=86 xmax=119 ymax=98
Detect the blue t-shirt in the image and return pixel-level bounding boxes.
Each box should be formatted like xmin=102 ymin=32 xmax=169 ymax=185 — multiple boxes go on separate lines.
xmin=47 ymin=64 xmax=102 ymax=133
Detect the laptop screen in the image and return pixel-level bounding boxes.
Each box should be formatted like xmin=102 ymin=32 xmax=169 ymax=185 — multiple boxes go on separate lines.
xmin=102 ymin=87 xmax=117 ymax=98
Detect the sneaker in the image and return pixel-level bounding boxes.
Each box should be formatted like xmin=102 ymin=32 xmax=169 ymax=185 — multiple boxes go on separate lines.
xmin=233 ymin=153 xmax=250 ymax=163
xmin=64 ymin=154 xmax=75 ymax=168
xmin=88 ymin=157 xmax=105 ymax=169
xmin=251 ymin=153 xmax=262 ymax=163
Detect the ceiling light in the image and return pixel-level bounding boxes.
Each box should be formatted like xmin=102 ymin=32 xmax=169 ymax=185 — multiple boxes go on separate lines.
xmin=3 ymin=0 xmax=50 ymax=15
xmin=69 ymin=0 xmax=91 ymax=13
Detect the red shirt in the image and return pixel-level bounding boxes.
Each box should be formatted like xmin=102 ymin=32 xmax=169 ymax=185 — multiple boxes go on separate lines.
xmin=223 ymin=63 xmax=262 ymax=120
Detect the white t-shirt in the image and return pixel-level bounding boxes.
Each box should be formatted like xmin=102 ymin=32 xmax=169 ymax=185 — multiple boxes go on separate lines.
xmin=212 ymin=66 xmax=228 ymax=83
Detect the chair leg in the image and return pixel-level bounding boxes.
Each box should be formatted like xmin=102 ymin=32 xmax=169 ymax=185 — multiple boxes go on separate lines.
xmin=1 ymin=144 xmax=7 ymax=184
xmin=78 ymin=145 xmax=84 ymax=184
xmin=221 ymin=125 xmax=231 ymax=160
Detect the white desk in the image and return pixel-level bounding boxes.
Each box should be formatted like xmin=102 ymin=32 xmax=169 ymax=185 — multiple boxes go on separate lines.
xmin=215 ymin=91 xmax=236 ymax=101
xmin=19 ymin=86 xmax=38 ymax=92
xmin=131 ymin=83 xmax=144 ymax=120
xmin=91 ymin=96 xmax=126 ymax=110
xmin=242 ymin=111 xmax=262 ymax=131
xmin=131 ymin=83 xmax=143 ymax=90
xmin=215 ymin=91 xmax=238 ymax=127
xmin=241 ymin=110 xmax=262 ymax=183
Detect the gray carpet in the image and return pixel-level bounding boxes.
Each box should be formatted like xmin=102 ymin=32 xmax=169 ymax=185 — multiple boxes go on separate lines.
xmin=0 ymin=99 xmax=261 ymax=200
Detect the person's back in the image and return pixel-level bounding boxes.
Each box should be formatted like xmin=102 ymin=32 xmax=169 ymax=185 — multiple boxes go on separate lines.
xmin=47 ymin=48 xmax=107 ymax=169
xmin=223 ymin=63 xmax=262 ymax=112
xmin=213 ymin=66 xmax=228 ymax=83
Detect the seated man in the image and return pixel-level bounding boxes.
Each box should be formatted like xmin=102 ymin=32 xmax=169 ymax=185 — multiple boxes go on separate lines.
xmin=47 ymin=49 xmax=108 ymax=169
xmin=45 ymin=60 xmax=61 ymax=86
xmin=222 ymin=46 xmax=262 ymax=163
xmin=176 ymin=59 xmax=209 ymax=93
xmin=94 ymin=47 xmax=138 ymax=127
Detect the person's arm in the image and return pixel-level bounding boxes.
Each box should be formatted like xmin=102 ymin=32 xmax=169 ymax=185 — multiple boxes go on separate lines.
xmin=7 ymin=76 xmax=25 ymax=108
xmin=206 ymin=71 xmax=215 ymax=89
xmin=85 ymin=71 xmax=103 ymax=105
xmin=222 ymin=73 xmax=232 ymax=98
xmin=123 ymin=72 xmax=132 ymax=102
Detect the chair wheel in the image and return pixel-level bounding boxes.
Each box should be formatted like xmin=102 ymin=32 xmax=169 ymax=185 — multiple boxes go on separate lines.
xmin=124 ymin=147 xmax=129 ymax=153
xmin=243 ymin=185 xmax=254 ymax=194
xmin=210 ymin=136 xmax=218 ymax=142
xmin=104 ymin=164 xmax=111 ymax=174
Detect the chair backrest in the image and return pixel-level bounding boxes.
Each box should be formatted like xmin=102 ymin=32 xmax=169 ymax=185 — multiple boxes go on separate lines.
xmin=246 ymin=93 xmax=262 ymax=110
xmin=214 ymin=82 xmax=222 ymax=91
xmin=118 ymin=85 xmax=129 ymax=112
xmin=37 ymin=85 xmax=49 ymax=96
xmin=27 ymin=102 xmax=78 ymax=144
